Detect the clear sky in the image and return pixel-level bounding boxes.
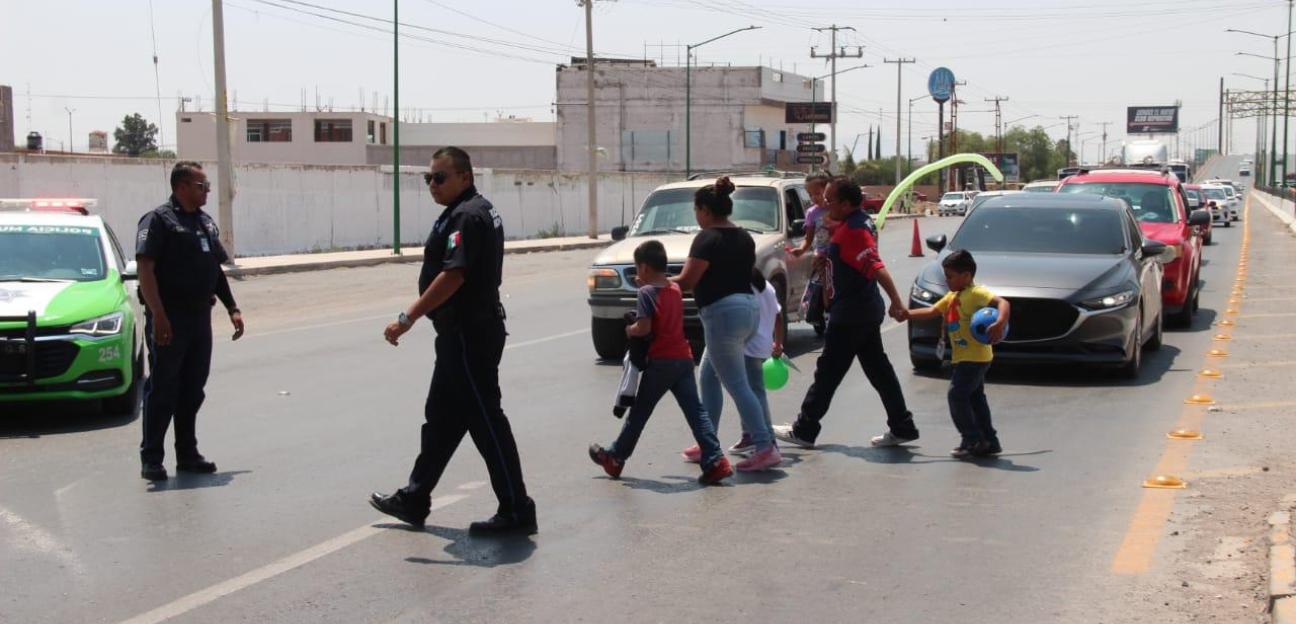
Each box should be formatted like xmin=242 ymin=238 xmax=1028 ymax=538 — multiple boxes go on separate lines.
xmin=3 ymin=0 xmax=1285 ymax=161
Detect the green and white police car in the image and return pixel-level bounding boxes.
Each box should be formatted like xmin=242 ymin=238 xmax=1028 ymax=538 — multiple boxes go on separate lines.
xmin=0 ymin=199 xmax=144 ymax=415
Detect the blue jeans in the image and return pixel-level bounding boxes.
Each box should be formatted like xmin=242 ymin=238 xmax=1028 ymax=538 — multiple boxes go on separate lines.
xmin=745 ymin=355 xmax=775 ymax=440
xmin=948 ymin=362 xmax=997 ymax=447
xmin=698 ymin=293 xmax=773 ymax=451
xmin=610 ymin=358 xmax=724 ymax=469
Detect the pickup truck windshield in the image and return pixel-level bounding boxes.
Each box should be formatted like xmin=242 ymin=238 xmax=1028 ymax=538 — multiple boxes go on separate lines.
xmin=631 ymin=187 xmax=780 ymax=235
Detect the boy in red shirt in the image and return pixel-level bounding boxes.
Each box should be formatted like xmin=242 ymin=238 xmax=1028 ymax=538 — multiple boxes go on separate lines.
xmin=589 ymin=240 xmax=733 ymax=484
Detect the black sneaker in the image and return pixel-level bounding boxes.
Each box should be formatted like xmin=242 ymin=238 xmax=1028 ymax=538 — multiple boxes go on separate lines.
xmin=368 ymin=491 xmax=428 ymax=529
xmin=971 ymin=440 xmax=1002 ymax=457
xmin=949 ymin=446 xmax=973 ymax=459
xmin=176 ymin=456 xmax=217 ymax=474
xmin=141 ymin=462 xmax=168 ymax=481
xmin=469 ymin=504 xmax=537 ymax=537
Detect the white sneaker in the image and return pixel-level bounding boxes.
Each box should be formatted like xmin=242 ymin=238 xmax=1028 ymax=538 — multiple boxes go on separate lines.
xmin=772 ymin=423 xmax=815 ymax=449
xmin=870 ymin=431 xmax=918 ymax=447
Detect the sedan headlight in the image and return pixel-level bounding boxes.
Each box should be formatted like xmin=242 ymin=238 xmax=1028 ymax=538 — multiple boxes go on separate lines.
xmin=587 ymin=268 xmax=623 ymax=292
xmin=70 ymin=312 xmax=124 ymax=337
xmin=1079 ymin=289 xmax=1135 ymax=311
xmin=910 ymin=284 xmax=942 ymax=304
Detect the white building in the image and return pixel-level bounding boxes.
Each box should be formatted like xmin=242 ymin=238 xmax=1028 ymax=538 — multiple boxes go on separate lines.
xmin=177 ymin=110 xmax=556 ymax=169
xmin=555 ymin=60 xmax=823 ymax=173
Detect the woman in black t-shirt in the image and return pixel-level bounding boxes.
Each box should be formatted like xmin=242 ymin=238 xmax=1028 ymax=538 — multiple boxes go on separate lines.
xmin=674 ymin=177 xmax=781 ymax=472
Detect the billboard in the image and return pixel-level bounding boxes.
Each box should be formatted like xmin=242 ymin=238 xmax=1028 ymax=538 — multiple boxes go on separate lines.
xmin=980 ymin=152 xmax=1020 ymax=182
xmin=785 ymin=102 xmax=833 ymax=124
xmin=1127 ymin=106 xmax=1180 ymax=134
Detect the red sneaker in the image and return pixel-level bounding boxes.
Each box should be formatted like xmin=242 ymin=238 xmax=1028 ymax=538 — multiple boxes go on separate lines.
xmin=698 ymin=456 xmax=733 ymax=485
xmin=681 ymin=444 xmax=702 ymax=463
xmin=588 ymin=443 xmax=624 ymax=478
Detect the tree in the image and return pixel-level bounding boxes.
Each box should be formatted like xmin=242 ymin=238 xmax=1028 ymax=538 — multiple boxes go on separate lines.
xmin=113 ymin=113 xmax=159 ymax=156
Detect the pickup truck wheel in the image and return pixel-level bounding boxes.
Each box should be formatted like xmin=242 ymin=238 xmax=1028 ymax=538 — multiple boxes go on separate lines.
xmin=591 ymin=317 xmax=627 ymax=361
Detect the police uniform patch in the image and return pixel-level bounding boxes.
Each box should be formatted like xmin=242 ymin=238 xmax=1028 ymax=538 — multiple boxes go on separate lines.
xmin=447 ymin=230 xmax=462 ymax=251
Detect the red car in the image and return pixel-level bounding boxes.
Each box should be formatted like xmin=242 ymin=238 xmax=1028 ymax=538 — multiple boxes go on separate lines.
xmin=1057 ymin=169 xmax=1210 ymax=326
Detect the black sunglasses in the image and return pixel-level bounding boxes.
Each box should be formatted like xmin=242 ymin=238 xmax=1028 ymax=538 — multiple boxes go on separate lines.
xmin=423 ymin=171 xmax=448 ymax=185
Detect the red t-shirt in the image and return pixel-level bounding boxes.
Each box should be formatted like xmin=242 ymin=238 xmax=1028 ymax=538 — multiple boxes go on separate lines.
xmin=637 ymin=282 xmax=693 ymax=361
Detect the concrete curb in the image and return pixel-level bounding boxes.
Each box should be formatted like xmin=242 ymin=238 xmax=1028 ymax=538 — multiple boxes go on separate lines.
xmin=1253 ymin=192 xmax=1296 ymax=238
xmin=1270 ymin=503 xmax=1296 ymax=623
xmin=224 ymin=239 xmax=611 ymax=278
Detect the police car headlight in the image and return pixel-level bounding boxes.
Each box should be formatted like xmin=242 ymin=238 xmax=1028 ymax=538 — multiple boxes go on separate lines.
xmin=587 ymin=268 xmax=623 ymax=292
xmin=910 ymin=284 xmax=940 ymax=303
xmin=70 ymin=312 xmax=124 ymax=337
xmin=1079 ymin=289 xmax=1135 ymax=311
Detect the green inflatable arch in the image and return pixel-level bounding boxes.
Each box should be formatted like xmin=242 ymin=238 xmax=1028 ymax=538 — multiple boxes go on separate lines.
xmin=875 ymin=153 xmax=1004 ymax=230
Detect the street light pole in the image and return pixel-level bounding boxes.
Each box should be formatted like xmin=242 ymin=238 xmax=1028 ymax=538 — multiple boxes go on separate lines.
xmin=684 ymin=25 xmax=761 ymax=178
xmin=583 ymin=0 xmax=597 ymax=238
xmin=908 ymin=94 xmax=930 ymax=175
xmin=211 ymin=0 xmax=236 ymax=256
xmin=64 ymin=107 xmax=75 ymax=153
xmin=392 ymin=0 xmax=400 ymax=255
xmin=884 ymin=58 xmax=915 ymax=185
xmin=1285 ymin=0 xmax=1293 ymax=187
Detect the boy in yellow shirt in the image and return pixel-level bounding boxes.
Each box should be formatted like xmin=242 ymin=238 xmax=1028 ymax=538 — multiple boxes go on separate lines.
xmin=906 ymin=250 xmax=1010 ymax=458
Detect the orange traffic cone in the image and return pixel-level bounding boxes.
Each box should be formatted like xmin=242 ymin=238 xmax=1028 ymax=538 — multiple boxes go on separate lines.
xmin=909 ymin=218 xmax=924 ymax=257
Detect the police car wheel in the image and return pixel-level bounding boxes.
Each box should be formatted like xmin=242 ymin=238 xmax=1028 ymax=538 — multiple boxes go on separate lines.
xmin=592 ymin=317 xmax=628 ymax=361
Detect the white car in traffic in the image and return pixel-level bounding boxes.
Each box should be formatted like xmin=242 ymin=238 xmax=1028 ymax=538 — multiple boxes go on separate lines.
xmin=937 ymin=191 xmax=975 ymax=216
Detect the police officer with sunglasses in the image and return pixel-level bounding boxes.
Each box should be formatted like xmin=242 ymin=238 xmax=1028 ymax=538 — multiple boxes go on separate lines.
xmin=135 ymin=161 xmax=245 ymax=481
xmin=369 ymin=146 xmax=537 ymax=536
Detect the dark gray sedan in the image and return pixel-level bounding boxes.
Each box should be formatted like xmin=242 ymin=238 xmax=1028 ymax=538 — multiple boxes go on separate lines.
xmin=907 ymin=194 xmax=1169 ymax=378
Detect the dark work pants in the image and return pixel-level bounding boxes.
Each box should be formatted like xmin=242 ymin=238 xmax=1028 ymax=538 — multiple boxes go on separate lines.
xmin=609 ymin=358 xmax=724 ymax=469
xmin=793 ymin=320 xmax=916 ymax=444
xmin=140 ymin=309 xmax=213 ymax=464
xmin=948 ymin=362 xmax=997 ymax=447
xmin=400 ymin=321 xmax=532 ymax=519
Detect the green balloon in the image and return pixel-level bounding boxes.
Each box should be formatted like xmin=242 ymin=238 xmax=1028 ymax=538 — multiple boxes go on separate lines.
xmin=763 ymin=356 xmax=789 ymax=391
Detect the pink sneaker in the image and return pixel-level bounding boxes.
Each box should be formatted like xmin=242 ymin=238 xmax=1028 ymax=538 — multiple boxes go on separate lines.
xmin=736 ymin=445 xmax=782 ymax=472
xmin=681 ymin=444 xmax=702 ymax=463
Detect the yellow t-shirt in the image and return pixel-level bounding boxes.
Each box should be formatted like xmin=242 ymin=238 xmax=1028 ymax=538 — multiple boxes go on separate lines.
xmin=933 ymin=284 xmax=996 ymax=363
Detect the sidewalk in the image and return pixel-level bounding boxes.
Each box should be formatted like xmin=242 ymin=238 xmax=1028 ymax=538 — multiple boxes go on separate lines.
xmin=1251 ymin=190 xmax=1296 ymax=237
xmin=225 ymin=234 xmax=613 ymax=277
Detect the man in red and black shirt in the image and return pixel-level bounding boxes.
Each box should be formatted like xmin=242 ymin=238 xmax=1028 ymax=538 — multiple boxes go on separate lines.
xmin=774 ymin=177 xmax=919 ymax=449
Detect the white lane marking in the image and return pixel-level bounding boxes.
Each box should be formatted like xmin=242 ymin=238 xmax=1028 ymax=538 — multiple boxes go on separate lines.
xmin=0 ymin=505 xmax=86 ymax=576
xmin=248 ymin=312 xmax=396 ymax=339
xmin=456 ymin=481 xmax=488 ymax=491
xmin=505 ymin=328 xmax=588 ymax=350
xmin=116 ymin=493 xmax=470 ymax=624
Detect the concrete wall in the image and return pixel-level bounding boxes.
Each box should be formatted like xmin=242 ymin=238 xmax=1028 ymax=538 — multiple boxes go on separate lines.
xmin=0 ymin=85 xmax=13 ymax=152
xmin=555 ymin=64 xmax=819 ymax=173
xmin=366 ymin=145 xmax=557 ymax=169
xmin=398 ymin=121 xmax=555 ymax=147
xmin=0 ymin=153 xmax=672 ymax=257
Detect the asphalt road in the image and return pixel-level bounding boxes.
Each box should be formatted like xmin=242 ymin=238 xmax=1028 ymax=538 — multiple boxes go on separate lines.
xmin=0 ymin=210 xmax=1252 ymax=623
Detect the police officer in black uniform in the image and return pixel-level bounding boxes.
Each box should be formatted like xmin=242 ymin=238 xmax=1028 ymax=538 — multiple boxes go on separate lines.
xmin=135 ymin=161 xmax=245 ymax=481
xmin=370 ymin=147 xmax=536 ymax=536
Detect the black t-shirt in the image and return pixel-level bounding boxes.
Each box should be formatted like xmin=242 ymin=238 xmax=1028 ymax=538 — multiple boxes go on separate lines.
xmin=688 ymin=226 xmax=755 ymax=308
xmin=418 ymin=186 xmax=506 ymax=331
xmin=135 ymin=198 xmax=229 ymax=313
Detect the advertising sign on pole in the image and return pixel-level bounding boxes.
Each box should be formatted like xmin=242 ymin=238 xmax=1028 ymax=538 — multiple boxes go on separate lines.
xmin=928 ymin=67 xmax=956 ymax=104
xmin=1126 ymin=106 xmax=1180 ymax=134
xmin=785 ymin=102 xmax=833 ymax=124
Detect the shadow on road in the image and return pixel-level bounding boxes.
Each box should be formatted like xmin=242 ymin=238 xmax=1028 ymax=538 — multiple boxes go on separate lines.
xmin=146 ymin=470 xmax=253 ymax=492
xmin=815 ymin=444 xmax=1046 ymax=472
xmin=613 ymin=474 xmax=704 ymax=493
xmin=0 ymin=401 xmax=139 ymax=439
xmin=402 ymin=525 xmax=536 ymax=568
xmin=911 ymin=343 xmax=1185 ymax=389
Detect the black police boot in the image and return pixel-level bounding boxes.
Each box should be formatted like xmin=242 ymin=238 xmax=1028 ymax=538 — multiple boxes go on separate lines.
xmin=469 ymin=499 xmax=538 ymax=537
xmin=369 ymin=491 xmax=428 ymax=529
xmin=176 ymin=454 xmax=218 ymax=474
xmin=141 ymin=462 xmax=168 ymax=481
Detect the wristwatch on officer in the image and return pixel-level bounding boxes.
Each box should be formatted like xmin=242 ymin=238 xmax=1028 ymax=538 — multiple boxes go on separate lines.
xmin=397 ymin=312 xmax=414 ymax=328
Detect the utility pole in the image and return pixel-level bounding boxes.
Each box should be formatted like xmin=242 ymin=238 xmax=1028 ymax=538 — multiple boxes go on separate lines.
xmin=985 ymin=96 xmax=1008 ymax=154
xmin=582 ymin=0 xmax=598 ymax=238
xmin=211 ymin=0 xmax=235 ymax=256
xmin=64 ymin=107 xmax=75 ymax=153
xmin=1099 ymin=121 xmax=1112 ymax=166
xmin=885 ymin=57 xmax=915 ymax=185
xmin=1218 ymin=78 xmax=1225 ymax=156
xmin=392 ymin=0 xmax=401 ymax=254
xmin=949 ymin=81 xmax=966 ymax=190
xmin=811 ymin=25 xmax=863 ymax=166
xmin=1059 ymin=115 xmax=1079 ymax=167
xmin=1285 ymin=0 xmax=1294 ymax=187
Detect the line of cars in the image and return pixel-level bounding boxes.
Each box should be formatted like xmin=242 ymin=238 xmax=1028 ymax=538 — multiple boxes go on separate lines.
xmin=908 ymin=166 xmax=1221 ymax=378
xmin=0 ymin=199 xmax=144 ymax=414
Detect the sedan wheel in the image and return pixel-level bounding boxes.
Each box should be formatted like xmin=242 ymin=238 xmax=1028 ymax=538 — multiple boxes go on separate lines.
xmin=1120 ymin=314 xmax=1143 ymax=379
xmin=1146 ymin=307 xmax=1163 ymax=352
